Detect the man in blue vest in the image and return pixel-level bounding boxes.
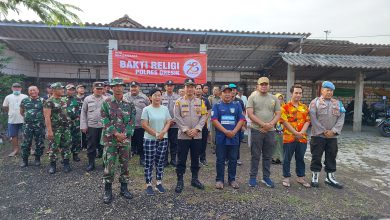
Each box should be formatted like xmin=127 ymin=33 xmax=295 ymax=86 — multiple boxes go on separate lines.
xmin=211 ymin=85 xmax=246 ymax=189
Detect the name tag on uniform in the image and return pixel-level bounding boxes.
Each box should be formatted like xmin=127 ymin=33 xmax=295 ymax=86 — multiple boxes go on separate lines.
xmin=221 ymin=115 xmax=235 ymax=125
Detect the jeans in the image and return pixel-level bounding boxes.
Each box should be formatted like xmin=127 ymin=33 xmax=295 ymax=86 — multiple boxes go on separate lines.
xmin=283 ymin=142 xmax=307 ymax=177
xmin=216 ymin=144 xmax=239 ymax=183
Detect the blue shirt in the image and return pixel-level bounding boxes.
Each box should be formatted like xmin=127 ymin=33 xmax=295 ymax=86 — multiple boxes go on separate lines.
xmin=211 ymin=101 xmax=245 ymax=146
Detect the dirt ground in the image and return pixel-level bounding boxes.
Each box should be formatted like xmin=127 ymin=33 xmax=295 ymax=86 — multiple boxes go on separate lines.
xmin=0 ymin=139 xmax=389 ymax=220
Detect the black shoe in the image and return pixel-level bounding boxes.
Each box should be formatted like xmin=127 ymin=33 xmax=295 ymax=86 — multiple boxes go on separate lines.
xmin=73 ymin=154 xmax=80 ymax=162
xmin=20 ymin=158 xmax=28 ymax=167
xmin=49 ymin=161 xmax=56 ymax=174
xmin=170 ymin=160 xmax=177 ymax=166
xmin=271 ymin=159 xmax=277 ymax=164
xmin=120 ymin=183 xmax=133 ymax=199
xmin=103 ymin=183 xmax=113 ymax=204
xmin=145 ymin=185 xmax=155 ymax=196
xmin=191 ymin=179 xmax=205 ymax=190
xmin=275 ymin=159 xmax=282 ymax=165
xmin=86 ymin=156 xmax=95 ymax=172
xmin=34 ymin=156 xmax=41 ymax=166
xmin=175 ymin=180 xmax=184 ymax=193
xmin=63 ymin=159 xmax=72 ymax=173
xmin=200 ymin=160 xmax=208 ymax=166
xmin=325 ymin=172 xmax=343 ymax=189
xmin=96 ymin=150 xmax=103 ymax=159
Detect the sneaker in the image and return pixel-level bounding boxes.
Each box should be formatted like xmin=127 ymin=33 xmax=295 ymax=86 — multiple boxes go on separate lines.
xmin=325 ymin=172 xmax=343 ymax=189
xmin=262 ymin=177 xmax=275 ymax=188
xmin=311 ymin=172 xmax=319 ymax=187
xmin=248 ymin=178 xmax=258 ymax=187
xmin=155 ymin=184 xmax=166 ymax=194
xmin=200 ymin=160 xmax=208 ymax=166
xmin=145 ymin=185 xmax=155 ymax=196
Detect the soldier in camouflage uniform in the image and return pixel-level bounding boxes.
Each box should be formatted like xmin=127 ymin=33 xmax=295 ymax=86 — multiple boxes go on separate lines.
xmin=101 ymin=78 xmax=136 ymax=204
xmin=65 ymin=84 xmax=82 ymax=162
xmin=43 ymin=82 xmax=72 ymax=174
xmin=20 ymin=86 xmax=45 ymax=167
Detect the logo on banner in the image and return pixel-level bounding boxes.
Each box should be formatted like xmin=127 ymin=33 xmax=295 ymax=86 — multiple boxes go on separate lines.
xmin=183 ymin=59 xmax=202 ymax=78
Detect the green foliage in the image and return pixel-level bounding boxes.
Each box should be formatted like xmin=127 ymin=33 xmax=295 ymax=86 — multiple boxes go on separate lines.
xmin=0 ymin=0 xmax=83 ymax=25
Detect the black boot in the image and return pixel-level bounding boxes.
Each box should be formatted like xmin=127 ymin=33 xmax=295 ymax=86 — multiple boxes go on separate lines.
xmin=191 ymin=173 xmax=205 ymax=190
xmin=63 ymin=159 xmax=72 ymax=173
xmin=73 ymin=153 xmax=80 ymax=162
xmin=120 ymin=183 xmax=133 ymax=200
xmin=103 ymin=183 xmax=113 ymax=204
xmin=49 ymin=161 xmax=56 ymax=174
xmin=20 ymin=157 xmax=28 ymax=167
xmin=34 ymin=156 xmax=41 ymax=166
xmin=86 ymin=155 xmax=96 ymax=172
xmin=175 ymin=175 xmax=184 ymax=193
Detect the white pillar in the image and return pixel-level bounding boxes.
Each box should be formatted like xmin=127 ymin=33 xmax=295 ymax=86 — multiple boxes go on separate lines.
xmin=286 ymin=64 xmax=295 ymax=101
xmin=108 ymin=39 xmax=118 ymax=81
xmin=353 ymin=71 xmax=364 ymax=132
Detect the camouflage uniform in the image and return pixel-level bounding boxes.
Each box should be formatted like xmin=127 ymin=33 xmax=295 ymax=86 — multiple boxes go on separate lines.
xmin=44 ymin=96 xmax=72 ymax=162
xmin=20 ymin=96 xmax=45 ymax=159
xmin=101 ymin=96 xmax=136 ymax=184
xmin=67 ymin=95 xmax=82 ymax=155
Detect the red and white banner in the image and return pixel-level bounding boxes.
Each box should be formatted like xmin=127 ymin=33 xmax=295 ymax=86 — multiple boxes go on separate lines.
xmin=112 ymin=50 xmax=207 ymax=84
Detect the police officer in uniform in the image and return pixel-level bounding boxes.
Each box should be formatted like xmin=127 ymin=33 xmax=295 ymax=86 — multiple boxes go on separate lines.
xmin=162 ymin=80 xmax=180 ymax=166
xmin=80 ymin=82 xmax=107 ymax=171
xmin=173 ymin=78 xmax=208 ymax=193
xmin=124 ymin=81 xmax=150 ymax=165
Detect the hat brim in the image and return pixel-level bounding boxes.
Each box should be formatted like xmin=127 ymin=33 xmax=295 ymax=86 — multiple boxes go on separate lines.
xmin=110 ymin=83 xmax=126 ymax=86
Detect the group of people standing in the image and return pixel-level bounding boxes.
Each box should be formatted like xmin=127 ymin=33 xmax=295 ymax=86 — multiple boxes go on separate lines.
xmin=2 ymin=76 xmax=345 ymax=204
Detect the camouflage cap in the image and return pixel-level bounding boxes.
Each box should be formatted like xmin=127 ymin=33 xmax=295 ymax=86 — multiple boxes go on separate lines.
xmin=76 ymin=84 xmax=85 ymax=89
xmin=50 ymin=82 xmax=64 ymax=89
xmin=65 ymin=83 xmax=76 ymax=90
xmin=110 ymin=78 xmax=126 ymax=86
xmin=12 ymin=82 xmax=22 ymax=87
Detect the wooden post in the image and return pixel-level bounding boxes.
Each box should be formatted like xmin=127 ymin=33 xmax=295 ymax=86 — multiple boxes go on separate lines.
xmin=353 ymin=71 xmax=364 ymax=132
xmin=108 ymin=39 xmax=118 ymax=81
xmin=286 ymin=64 xmax=295 ymax=101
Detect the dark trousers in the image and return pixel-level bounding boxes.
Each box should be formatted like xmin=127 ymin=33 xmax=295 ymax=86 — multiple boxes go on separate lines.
xmin=176 ymin=139 xmax=201 ymax=178
xmin=86 ymin=127 xmax=103 ymax=158
xmin=81 ymin=132 xmax=87 ymax=149
xmin=249 ymin=129 xmax=275 ymax=179
xmin=165 ymin=128 xmax=178 ymax=163
xmin=131 ymin=128 xmax=145 ymax=160
xmin=216 ymin=144 xmax=239 ymax=183
xmin=283 ymin=142 xmax=307 ymax=177
xmin=310 ymin=136 xmax=338 ymax=173
xmin=200 ymin=127 xmax=209 ymax=161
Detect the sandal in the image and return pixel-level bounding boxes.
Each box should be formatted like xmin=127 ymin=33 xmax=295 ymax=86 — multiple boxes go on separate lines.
xmin=297 ymin=178 xmax=311 ymax=188
xmin=282 ymin=178 xmax=290 ymax=187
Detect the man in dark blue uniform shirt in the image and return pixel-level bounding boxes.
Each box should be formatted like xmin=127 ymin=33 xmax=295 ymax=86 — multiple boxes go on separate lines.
xmin=211 ymin=85 xmax=245 ymax=190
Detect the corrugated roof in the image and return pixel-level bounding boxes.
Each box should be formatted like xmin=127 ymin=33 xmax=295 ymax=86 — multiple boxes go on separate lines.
xmin=0 ymin=18 xmax=308 ymax=70
xmin=280 ymin=52 xmax=390 ymax=69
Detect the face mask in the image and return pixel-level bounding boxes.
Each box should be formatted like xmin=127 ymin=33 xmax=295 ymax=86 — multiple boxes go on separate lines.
xmin=13 ymin=91 xmax=21 ymax=95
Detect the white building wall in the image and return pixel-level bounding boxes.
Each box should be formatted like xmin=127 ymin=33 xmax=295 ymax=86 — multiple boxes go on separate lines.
xmin=2 ymin=49 xmax=36 ymax=76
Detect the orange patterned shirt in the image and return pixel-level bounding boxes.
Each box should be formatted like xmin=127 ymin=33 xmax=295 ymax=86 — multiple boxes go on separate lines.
xmin=280 ymin=101 xmax=310 ymax=144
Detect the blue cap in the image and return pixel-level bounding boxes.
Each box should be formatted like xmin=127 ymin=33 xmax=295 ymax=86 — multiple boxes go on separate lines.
xmin=322 ymin=81 xmax=335 ymax=90
xmin=229 ymin=83 xmax=237 ymax=89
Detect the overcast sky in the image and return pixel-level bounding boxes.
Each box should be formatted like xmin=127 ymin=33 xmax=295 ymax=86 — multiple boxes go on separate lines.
xmin=3 ymin=0 xmax=390 ymax=44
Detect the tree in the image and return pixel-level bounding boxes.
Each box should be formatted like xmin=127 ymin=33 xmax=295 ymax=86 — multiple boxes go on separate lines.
xmin=0 ymin=0 xmax=82 ymax=25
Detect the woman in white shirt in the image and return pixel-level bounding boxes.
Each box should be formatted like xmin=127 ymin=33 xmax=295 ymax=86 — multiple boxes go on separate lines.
xmin=141 ymin=88 xmax=172 ymax=196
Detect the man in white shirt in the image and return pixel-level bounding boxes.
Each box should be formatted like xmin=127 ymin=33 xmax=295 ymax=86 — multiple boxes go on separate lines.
xmin=2 ymin=83 xmax=28 ymax=157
